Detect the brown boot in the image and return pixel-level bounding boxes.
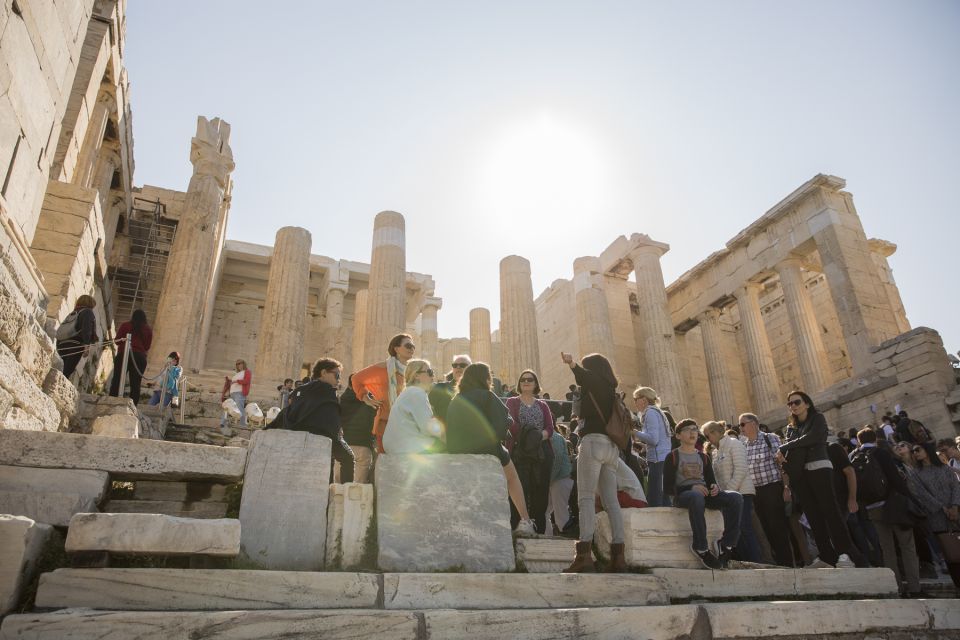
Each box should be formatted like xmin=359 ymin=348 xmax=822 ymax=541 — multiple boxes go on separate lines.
xmin=563 ymin=541 xmax=596 ymax=573
xmin=606 ymin=542 xmax=627 ymax=573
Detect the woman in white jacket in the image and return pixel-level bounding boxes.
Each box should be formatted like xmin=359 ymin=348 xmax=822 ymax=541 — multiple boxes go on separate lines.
xmin=382 ymin=360 xmax=444 ymax=454
xmin=701 ymin=421 xmax=761 ymax=563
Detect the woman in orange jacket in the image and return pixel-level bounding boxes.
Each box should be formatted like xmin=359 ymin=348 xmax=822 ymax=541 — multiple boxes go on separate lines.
xmin=351 ymin=333 xmax=417 ymax=453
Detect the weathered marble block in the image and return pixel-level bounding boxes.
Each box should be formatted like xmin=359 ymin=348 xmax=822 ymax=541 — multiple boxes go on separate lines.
xmin=325 ymin=483 xmax=374 ymax=569
xmin=515 ymin=537 xmax=575 ymax=573
xmin=0 ymin=466 xmax=109 ymax=526
xmin=0 ymin=515 xmax=54 ymax=615
xmin=64 ymin=513 xmax=240 ymax=557
xmin=91 ymin=414 xmax=140 ymax=438
xmin=376 ymin=454 xmax=514 ymax=572
xmin=596 ymin=507 xmax=723 ymax=569
xmin=652 ymin=567 xmax=898 ymax=599
xmin=0 ymin=430 xmax=247 ymax=481
xmin=239 ymin=430 xmax=331 ymax=570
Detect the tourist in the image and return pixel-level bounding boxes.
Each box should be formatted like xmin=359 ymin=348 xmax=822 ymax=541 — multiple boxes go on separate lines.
xmin=505 ymin=369 xmax=555 ymax=534
xmin=880 ymin=415 xmax=897 ymax=443
xmin=265 ymin=358 xmax=355 ymax=482
xmin=55 ymin=294 xmax=99 ymax=380
xmin=148 ymin=352 xmax=182 ymax=407
xmin=701 ymin=420 xmax=760 ymax=563
xmin=893 ymin=441 xmax=917 ymax=470
xmin=854 ymin=428 xmax=922 ymax=596
xmin=740 ymin=412 xmax=795 ymax=567
xmin=444 ymin=362 xmax=537 ymax=535
xmin=776 ymin=390 xmax=864 ymax=568
xmin=893 ymin=440 xmax=940 ymax=579
xmin=429 ymin=354 xmax=470 ymax=425
xmin=381 ymin=359 xmax=444 ymax=454
xmin=832 ymin=436 xmax=881 ymax=567
xmin=632 ymin=386 xmax=672 ymax=507
xmin=547 ymin=427 xmax=575 ymax=534
xmin=277 ymin=378 xmax=295 ymax=408
xmin=108 ymin=309 xmax=153 ymax=405
xmin=559 ymin=351 xmax=626 ymax=573
xmin=909 ymin=443 xmax=960 ymax=585
xmin=339 ymin=374 xmax=377 ymax=483
xmin=565 ymin=384 xmax=582 ymax=418
xmin=937 ymin=439 xmax=960 ymax=479
xmin=665 ymin=419 xmax=743 ymax=569
xmin=894 ymin=410 xmax=915 ymax=443
xmin=351 ymin=333 xmax=416 ymax=453
xmin=220 ymin=359 xmax=252 ymax=434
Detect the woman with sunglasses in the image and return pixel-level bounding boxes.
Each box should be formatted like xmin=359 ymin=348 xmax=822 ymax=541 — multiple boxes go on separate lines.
xmin=909 ymin=443 xmax=960 ymax=585
xmin=382 ymin=359 xmax=444 ymax=454
xmin=352 ymin=333 xmax=417 ymax=453
xmin=505 ymin=370 xmax=555 ymax=534
xmin=776 ymin=390 xmax=865 ymax=568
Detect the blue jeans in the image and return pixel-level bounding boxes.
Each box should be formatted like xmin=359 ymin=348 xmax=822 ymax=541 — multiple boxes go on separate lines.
xmin=149 ymin=390 xmax=175 ymax=407
xmin=646 ymin=460 xmax=666 ymax=507
xmin=734 ymin=494 xmax=762 ymax=562
xmin=221 ymin=391 xmax=247 ymax=427
xmin=676 ymin=488 xmax=743 ymax=552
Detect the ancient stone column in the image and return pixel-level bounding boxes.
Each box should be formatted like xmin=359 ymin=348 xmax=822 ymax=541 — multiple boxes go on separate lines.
xmin=499 ymin=255 xmax=541 ymax=384
xmin=469 ymin=307 xmax=493 ymax=365
xmin=255 ymin=227 xmax=312 ymax=383
xmin=364 ymin=212 xmax=407 ymax=363
xmin=573 ymin=256 xmax=616 ymax=367
xmin=776 ymin=258 xmax=831 ymax=393
xmin=698 ymin=308 xmax=737 ymax=424
xmin=73 ymin=95 xmax=114 ymax=189
xmin=326 ymin=286 xmax=347 ymax=329
xmin=734 ymin=283 xmax=782 ymax=416
xmin=868 ymin=239 xmax=911 ymax=335
xmin=152 ymin=117 xmax=235 ymax=370
xmin=421 ymin=297 xmax=442 ymax=368
xmin=628 ymin=234 xmax=688 ymax=418
xmin=351 ymin=289 xmax=369 ymax=370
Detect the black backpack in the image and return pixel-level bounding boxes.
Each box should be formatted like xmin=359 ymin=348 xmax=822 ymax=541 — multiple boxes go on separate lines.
xmin=513 ymin=423 xmax=544 ymax=462
xmin=850 ymin=447 xmax=887 ymax=505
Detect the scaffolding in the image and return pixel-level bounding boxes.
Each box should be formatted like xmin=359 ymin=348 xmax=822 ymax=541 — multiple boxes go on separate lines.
xmin=109 ymin=197 xmax=177 ymax=324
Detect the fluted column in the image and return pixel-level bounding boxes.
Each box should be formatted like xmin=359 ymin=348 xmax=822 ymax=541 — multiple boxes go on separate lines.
xmin=352 ymin=289 xmax=369 ymax=369
xmin=326 ymin=286 xmax=348 ymax=329
xmin=628 ymin=234 xmax=687 ymax=418
xmin=73 ymin=95 xmax=114 ymax=188
xmin=469 ymin=307 xmax=493 ymax=364
xmin=735 ymin=282 xmax=782 ymax=415
xmin=573 ymin=256 xmax=616 ymax=367
xmin=364 ymin=211 xmax=406 ymax=363
xmin=255 ymin=227 xmax=312 ymax=382
xmin=153 ymin=117 xmax=235 ymax=370
xmin=421 ymin=297 xmax=442 ymax=368
xmin=499 ymin=255 xmax=541 ymax=384
xmin=698 ymin=308 xmax=737 ymax=423
xmin=776 ymin=258 xmax=831 ymax=393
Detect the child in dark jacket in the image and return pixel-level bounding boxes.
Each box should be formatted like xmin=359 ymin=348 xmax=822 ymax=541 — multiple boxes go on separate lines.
xmin=665 ymin=418 xmax=743 ymax=570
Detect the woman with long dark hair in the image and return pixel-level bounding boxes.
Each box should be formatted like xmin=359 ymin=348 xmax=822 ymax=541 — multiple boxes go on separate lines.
xmin=776 ymin=390 xmax=865 ymax=568
xmin=56 ymin=295 xmax=99 ymax=379
xmin=505 ymin=369 xmax=555 ymax=534
xmin=910 ymin=442 xmax=960 ymax=586
xmin=109 ymin=309 xmax=152 ymax=405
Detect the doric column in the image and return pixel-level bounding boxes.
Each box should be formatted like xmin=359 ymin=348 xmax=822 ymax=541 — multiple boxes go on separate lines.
xmin=698 ymin=308 xmax=737 ymax=423
xmin=573 ymin=256 xmax=616 ymax=367
xmin=364 ymin=211 xmax=406 ymax=363
xmin=255 ymin=227 xmax=312 ymax=383
xmin=776 ymin=258 xmax=831 ymax=393
xmin=734 ymin=283 xmax=782 ymax=415
xmin=152 ymin=117 xmax=235 ymax=371
xmin=326 ymin=284 xmax=348 ymax=329
xmin=469 ymin=307 xmax=493 ymax=365
xmin=499 ymin=255 xmax=541 ymax=384
xmin=628 ymin=234 xmax=688 ymax=418
xmin=351 ymin=289 xmax=369 ymax=370
xmin=421 ymin=297 xmax=442 ymax=368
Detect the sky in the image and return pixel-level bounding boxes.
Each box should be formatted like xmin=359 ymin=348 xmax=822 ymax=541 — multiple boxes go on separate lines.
xmin=124 ymin=1 xmax=960 ymax=354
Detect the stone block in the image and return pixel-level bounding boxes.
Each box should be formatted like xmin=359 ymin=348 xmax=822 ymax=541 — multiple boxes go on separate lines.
xmin=41 ymin=368 xmax=77 ymax=423
xmin=90 ymin=413 xmax=139 ymax=438
xmin=0 ymin=515 xmax=54 ymax=616
xmin=13 ymin=322 xmax=54 ymax=386
xmin=0 ymin=610 xmax=420 ymax=639
xmin=0 ymin=407 xmax=45 ymax=431
xmin=515 ymin=537 xmax=575 ymax=573
xmin=239 ymin=430 xmax=331 ymax=570
xmin=0 ymin=387 xmax=13 ymax=419
xmin=377 ymin=454 xmax=514 ymax=573
xmin=0 ymin=342 xmax=60 ymax=431
xmin=926 ymin=599 xmax=960 ymax=631
xmin=651 ymin=567 xmax=897 ymax=600
xmin=325 ymin=483 xmax=374 ymax=569
xmin=383 ymin=573 xmax=668 ymax=609
xmin=596 ymin=507 xmax=723 ymax=569
xmin=0 ymin=430 xmax=247 ymax=481
xmin=132 ymin=480 xmax=230 ymax=503
xmin=65 ymin=513 xmax=240 ymax=557
xmin=35 ymin=568 xmax=380 ymax=610
xmin=104 ymin=499 xmax=228 ymax=519
xmin=0 ymin=466 xmax=108 ymax=526
xmin=0 ymin=288 xmax=29 ymax=347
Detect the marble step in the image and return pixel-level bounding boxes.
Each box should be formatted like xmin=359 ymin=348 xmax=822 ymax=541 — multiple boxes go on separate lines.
xmin=64 ymin=513 xmax=240 ymax=557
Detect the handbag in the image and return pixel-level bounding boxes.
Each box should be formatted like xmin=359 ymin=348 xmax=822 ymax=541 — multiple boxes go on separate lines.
xmin=938 ymin=521 xmax=960 ymax=564
xmin=881 ymin=491 xmax=926 ymax=527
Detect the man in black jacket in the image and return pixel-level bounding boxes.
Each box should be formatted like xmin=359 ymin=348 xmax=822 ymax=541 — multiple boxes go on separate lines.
xmin=266 ymin=358 xmax=354 ymax=483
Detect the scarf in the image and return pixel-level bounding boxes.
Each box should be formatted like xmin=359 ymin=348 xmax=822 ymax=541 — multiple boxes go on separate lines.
xmin=386 ymin=356 xmax=406 ymax=406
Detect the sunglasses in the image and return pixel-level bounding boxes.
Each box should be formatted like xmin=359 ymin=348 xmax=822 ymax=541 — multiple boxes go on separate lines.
xmin=787 ymin=399 xmax=804 ymax=407
xmin=678 ymin=426 xmax=698 ymax=434
xmin=451 ymin=362 xmax=468 ymax=369
xmin=402 ymin=343 xmax=416 ymax=350
xmin=323 ymin=370 xmax=341 ymax=379
xmin=419 ymin=368 xmax=434 ymax=377
xmin=519 ymin=377 xmax=536 ymax=383
xmin=912 ymin=447 xmax=924 ymax=454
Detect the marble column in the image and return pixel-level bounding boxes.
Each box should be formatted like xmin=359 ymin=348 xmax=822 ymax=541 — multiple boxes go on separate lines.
xmin=364 ymin=211 xmax=406 ymax=364
xmin=573 ymin=256 xmax=616 ymax=367
xmin=734 ymin=283 xmax=782 ymax=416
xmin=421 ymin=297 xmax=442 ymax=368
xmin=776 ymin=258 xmax=831 ymax=393
xmin=326 ymin=286 xmax=348 ymax=329
xmin=352 ymin=289 xmax=369 ymax=370
xmin=628 ymin=234 xmax=688 ymax=418
xmin=324 ymin=278 xmax=350 ymax=366
xmin=255 ymin=227 xmax=312 ymax=383
xmin=469 ymin=307 xmax=493 ymax=365
xmin=499 ymin=255 xmax=541 ymax=384
xmin=152 ymin=117 xmax=235 ymax=370
xmin=698 ymin=308 xmax=737 ymax=424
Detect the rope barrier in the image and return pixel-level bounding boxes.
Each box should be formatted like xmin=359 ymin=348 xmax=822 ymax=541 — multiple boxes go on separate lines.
xmin=55 ymin=336 xmax=127 ymax=357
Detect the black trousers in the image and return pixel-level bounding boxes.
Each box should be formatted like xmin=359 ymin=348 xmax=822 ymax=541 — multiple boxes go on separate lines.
xmin=795 ymin=467 xmax=865 ymax=566
xmin=331 ymin=434 xmax=355 ymax=484
xmin=109 ymin=351 xmax=147 ymax=405
xmin=754 ymin=481 xmax=796 ymax=567
xmin=57 ymin=341 xmax=84 ymax=379
xmin=511 ymin=444 xmax=553 ymax=533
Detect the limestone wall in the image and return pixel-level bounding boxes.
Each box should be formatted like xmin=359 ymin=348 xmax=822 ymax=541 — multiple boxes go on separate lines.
xmin=534 ymin=279 xmax=576 ymax=397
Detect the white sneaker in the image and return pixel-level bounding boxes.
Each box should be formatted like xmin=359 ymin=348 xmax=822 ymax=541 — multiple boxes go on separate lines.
xmin=807 ymin=557 xmax=833 ymax=569
xmin=514 ymin=519 xmax=537 ymax=536
xmin=835 ymin=554 xmax=854 ymax=568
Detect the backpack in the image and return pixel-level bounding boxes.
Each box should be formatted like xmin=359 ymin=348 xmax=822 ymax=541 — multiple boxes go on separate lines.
xmin=513 ymin=423 xmax=544 ymax=462
xmin=55 ymin=309 xmax=81 ymax=341
xmin=850 ymin=447 xmax=887 ymax=505
xmin=589 ymin=391 xmax=633 ymax=450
